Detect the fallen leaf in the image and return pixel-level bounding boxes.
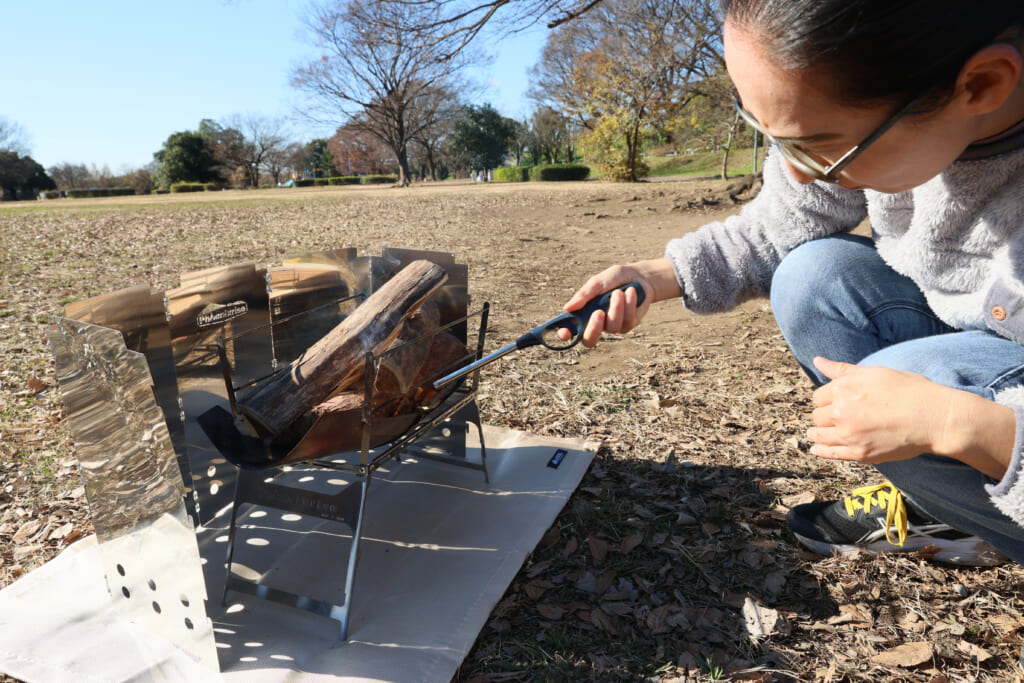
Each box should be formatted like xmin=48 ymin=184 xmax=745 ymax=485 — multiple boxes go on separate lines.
xmin=48 ymin=522 xmax=74 ymax=540
xmin=781 ymin=492 xmax=815 ymax=508
xmin=524 ymin=581 xmax=548 ymax=601
xmin=816 ymin=659 xmax=837 ymax=683
xmin=828 ymin=604 xmax=872 ymax=627
xmin=957 ymin=640 xmax=993 ymax=663
xmin=599 ymin=601 xmax=633 ymax=617
xmin=587 ymin=536 xmax=609 ymax=563
xmin=561 ymin=536 xmax=578 ymax=560
xmin=742 ymin=596 xmax=787 ymax=640
xmin=646 ymin=604 xmax=691 ymax=634
xmin=620 ymin=533 xmax=643 ymax=554
xmin=590 ymin=608 xmax=618 ymax=635
xmin=870 ymin=641 xmax=932 ymax=668
xmin=575 ymin=571 xmax=599 ymax=593
xmin=763 ymin=571 xmax=786 ymax=597
xmin=26 ymin=377 xmax=47 ymax=394
xmin=536 ymin=603 xmax=564 ymax=620
xmin=12 ymin=519 xmax=42 ymax=545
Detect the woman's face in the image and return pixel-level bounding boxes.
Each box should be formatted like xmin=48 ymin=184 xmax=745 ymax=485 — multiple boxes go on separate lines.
xmin=723 ymin=20 xmax=980 ymax=193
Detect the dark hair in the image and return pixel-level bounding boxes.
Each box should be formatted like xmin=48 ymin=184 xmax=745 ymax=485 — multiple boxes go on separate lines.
xmin=720 ymin=0 xmax=1024 ymax=112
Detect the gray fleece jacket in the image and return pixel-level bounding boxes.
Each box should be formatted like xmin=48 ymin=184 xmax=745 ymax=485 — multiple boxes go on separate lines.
xmin=664 ymin=143 xmax=1024 ymax=527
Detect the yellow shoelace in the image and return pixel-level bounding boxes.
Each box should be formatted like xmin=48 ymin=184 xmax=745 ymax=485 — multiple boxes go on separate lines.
xmin=843 ymin=483 xmax=908 ymax=547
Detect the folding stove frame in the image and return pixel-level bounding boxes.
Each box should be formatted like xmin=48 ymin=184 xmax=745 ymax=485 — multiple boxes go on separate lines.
xmin=48 ymin=247 xmax=488 ymax=669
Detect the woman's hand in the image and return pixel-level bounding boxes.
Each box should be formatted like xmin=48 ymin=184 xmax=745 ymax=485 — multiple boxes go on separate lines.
xmin=807 ymin=356 xmax=1014 ymax=479
xmin=807 ymin=357 xmax=942 ymax=464
xmin=560 ymin=258 xmax=680 ymax=348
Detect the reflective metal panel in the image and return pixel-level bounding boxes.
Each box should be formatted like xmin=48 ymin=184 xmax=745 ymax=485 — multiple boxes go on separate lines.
xmin=267 ymin=249 xmax=360 ymax=366
xmin=166 ymin=261 xmax=272 ymax=523
xmin=63 ymin=285 xmax=191 ymax=503
xmin=48 ymin=317 xmax=218 ymax=670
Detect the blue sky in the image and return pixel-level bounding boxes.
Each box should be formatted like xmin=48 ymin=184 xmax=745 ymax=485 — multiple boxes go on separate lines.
xmin=3 ymin=1 xmax=547 ymax=171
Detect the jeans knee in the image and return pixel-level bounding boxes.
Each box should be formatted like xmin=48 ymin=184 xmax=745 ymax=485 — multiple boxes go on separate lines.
xmin=771 ymin=235 xmax=876 ymax=334
xmin=772 ymin=239 xmax=833 ymax=333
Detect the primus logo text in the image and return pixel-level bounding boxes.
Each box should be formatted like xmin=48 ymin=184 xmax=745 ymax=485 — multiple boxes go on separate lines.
xmin=196 ymin=301 xmax=248 ymax=328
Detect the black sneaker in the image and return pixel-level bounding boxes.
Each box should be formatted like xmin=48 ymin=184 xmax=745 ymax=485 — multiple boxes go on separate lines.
xmin=787 ymin=482 xmax=1008 ymax=566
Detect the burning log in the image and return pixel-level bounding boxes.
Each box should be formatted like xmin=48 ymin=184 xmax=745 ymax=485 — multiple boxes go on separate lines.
xmin=237 ymin=260 xmax=448 ymax=436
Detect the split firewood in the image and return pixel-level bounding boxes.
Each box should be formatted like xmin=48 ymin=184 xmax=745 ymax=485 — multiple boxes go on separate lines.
xmin=237 ymin=260 xmax=448 ymax=436
xmin=374 ymin=299 xmax=440 ymax=396
xmin=397 ymin=331 xmax=470 ymax=413
xmin=309 ymin=331 xmax=469 ymax=423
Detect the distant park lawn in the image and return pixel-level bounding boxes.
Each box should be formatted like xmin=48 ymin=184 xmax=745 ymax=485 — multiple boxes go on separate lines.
xmin=645 ymin=145 xmax=768 ymax=179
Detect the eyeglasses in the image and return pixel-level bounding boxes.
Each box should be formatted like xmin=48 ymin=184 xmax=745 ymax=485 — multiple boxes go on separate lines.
xmin=733 ymin=97 xmax=921 ymax=183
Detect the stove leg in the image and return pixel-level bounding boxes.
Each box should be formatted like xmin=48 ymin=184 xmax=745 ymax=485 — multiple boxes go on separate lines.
xmin=465 ymin=402 xmax=490 ymax=484
xmin=335 ymin=474 xmax=370 ymax=640
xmin=222 ymin=472 xmax=248 ymax=606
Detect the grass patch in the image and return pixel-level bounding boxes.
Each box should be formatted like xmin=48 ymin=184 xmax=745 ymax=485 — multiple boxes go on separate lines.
xmin=645 ymin=146 xmax=768 ymax=179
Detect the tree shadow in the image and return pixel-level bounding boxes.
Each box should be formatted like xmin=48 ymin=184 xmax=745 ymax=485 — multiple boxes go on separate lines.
xmin=457 ymin=449 xmax=843 ymax=681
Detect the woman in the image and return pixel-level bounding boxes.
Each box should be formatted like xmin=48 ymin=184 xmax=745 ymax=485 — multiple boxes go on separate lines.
xmin=565 ymin=0 xmax=1024 ymax=566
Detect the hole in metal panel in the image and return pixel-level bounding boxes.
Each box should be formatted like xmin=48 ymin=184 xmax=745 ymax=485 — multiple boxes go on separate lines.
xmin=184 ymin=618 xmax=194 ymax=630
xmin=116 ymin=564 xmax=126 ymax=576
xmin=121 ymin=586 xmax=130 ymax=598
xmin=152 ymin=601 xmax=162 ymax=614
xmin=148 ymin=579 xmax=157 ymax=591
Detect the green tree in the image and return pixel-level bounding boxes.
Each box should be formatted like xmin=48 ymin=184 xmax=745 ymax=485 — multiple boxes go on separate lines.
xmin=153 ymin=130 xmax=221 ymax=188
xmin=0 ymin=152 xmax=55 ymax=199
xmin=199 ymin=119 xmax=248 ymax=184
xmin=298 ymin=139 xmax=338 ymax=178
xmin=450 ymin=104 xmax=515 ymax=172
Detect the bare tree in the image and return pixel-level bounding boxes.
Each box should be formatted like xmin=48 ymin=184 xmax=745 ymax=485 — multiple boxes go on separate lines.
xmin=0 ymin=117 xmax=29 ymax=155
xmin=263 ymin=143 xmax=295 ymax=186
xmin=329 ymin=121 xmax=399 ymax=176
xmin=378 ymin=0 xmax=606 ymax=60
xmin=291 ymin=0 xmax=472 ymax=186
xmin=529 ymin=106 xmax=576 ymax=164
xmin=47 ymin=162 xmax=93 ymax=190
xmin=409 ymin=84 xmax=463 ymax=180
xmin=237 ymin=115 xmax=291 ymax=188
xmin=530 ymin=0 xmax=724 ymax=181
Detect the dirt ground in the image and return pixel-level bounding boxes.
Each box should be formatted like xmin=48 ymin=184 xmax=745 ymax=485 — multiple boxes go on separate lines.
xmin=1 ymin=178 xmax=1023 ymax=682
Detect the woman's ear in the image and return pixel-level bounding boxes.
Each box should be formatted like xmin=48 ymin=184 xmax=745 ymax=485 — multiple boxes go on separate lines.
xmin=955 ymin=42 xmax=1023 ymax=116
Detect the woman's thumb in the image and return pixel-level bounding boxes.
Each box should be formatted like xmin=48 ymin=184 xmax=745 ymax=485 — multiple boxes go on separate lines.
xmin=813 ymin=356 xmax=853 ymax=380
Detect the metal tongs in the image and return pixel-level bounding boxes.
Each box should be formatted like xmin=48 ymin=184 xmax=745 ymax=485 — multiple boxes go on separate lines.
xmin=433 ymin=281 xmax=646 ymax=389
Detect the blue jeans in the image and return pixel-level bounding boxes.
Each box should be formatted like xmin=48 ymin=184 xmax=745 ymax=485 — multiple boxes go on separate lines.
xmin=770 ymin=234 xmax=1024 ymax=563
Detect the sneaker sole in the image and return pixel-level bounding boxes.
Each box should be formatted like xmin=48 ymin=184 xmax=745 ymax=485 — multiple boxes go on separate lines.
xmin=792 ymin=531 xmax=1009 ymax=567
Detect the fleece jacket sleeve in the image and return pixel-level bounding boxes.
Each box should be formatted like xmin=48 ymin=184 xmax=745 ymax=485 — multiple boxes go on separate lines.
xmin=986 ymin=387 xmax=1024 ymax=526
xmin=664 ymin=146 xmax=868 ymax=314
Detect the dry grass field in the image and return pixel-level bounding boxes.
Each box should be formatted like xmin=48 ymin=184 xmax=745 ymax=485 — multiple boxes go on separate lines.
xmin=1 ymin=179 xmax=1023 ymax=682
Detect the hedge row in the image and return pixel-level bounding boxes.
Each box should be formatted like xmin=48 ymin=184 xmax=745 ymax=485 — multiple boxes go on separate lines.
xmin=169 ymin=182 xmax=225 ymax=193
xmin=493 ymin=167 xmax=531 ymax=182
xmin=492 ymin=164 xmax=591 ymax=182
xmin=64 ymin=187 xmax=136 ymax=199
xmin=294 ymin=175 xmax=397 ymax=187
xmin=530 ymin=164 xmax=591 ymax=181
